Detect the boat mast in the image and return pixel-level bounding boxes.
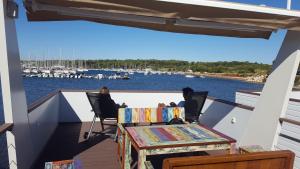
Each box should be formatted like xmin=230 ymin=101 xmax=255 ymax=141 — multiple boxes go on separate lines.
xmin=59 ymin=48 xmax=62 ymax=67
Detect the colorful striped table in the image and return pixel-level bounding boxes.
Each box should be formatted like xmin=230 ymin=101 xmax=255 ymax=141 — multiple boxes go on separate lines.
xmin=124 ymin=124 xmax=236 ymax=169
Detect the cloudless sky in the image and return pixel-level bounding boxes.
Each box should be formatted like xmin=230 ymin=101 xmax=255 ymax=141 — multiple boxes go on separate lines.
xmin=15 ymin=0 xmax=300 ymax=64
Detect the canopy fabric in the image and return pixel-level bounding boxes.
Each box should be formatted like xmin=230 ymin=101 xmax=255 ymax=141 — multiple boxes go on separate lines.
xmin=23 ymin=0 xmax=300 ymax=39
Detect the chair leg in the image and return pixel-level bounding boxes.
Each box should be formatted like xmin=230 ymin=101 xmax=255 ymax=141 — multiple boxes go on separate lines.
xmin=100 ymin=118 xmax=105 ymax=131
xmin=86 ymin=115 xmax=96 ymax=139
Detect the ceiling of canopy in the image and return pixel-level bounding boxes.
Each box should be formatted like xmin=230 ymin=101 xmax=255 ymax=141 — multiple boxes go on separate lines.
xmin=23 ymin=0 xmax=300 ymax=39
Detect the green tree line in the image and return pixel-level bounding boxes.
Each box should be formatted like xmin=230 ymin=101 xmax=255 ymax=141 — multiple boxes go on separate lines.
xmin=85 ymin=59 xmax=271 ymax=75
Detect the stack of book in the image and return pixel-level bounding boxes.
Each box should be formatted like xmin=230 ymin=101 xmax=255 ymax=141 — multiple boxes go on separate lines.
xmin=45 ymin=159 xmax=82 ymax=169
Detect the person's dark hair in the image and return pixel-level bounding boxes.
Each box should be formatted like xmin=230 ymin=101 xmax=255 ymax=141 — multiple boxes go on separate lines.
xmin=182 ymin=87 xmax=194 ymax=96
xmin=100 ymin=86 xmax=110 ymax=94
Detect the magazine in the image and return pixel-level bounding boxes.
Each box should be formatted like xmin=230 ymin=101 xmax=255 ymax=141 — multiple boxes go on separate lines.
xmin=45 ymin=160 xmax=77 ymax=169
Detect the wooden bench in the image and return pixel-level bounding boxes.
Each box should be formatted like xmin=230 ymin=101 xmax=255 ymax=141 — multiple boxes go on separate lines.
xmin=116 ymin=107 xmax=185 ymax=168
xmin=159 ymin=150 xmax=294 ymax=169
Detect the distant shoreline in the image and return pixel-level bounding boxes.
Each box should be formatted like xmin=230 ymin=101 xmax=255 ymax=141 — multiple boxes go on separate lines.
xmin=190 ymin=72 xmax=266 ymax=84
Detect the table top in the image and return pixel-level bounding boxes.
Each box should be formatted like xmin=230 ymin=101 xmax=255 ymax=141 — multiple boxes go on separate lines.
xmin=126 ymin=124 xmax=236 ymax=149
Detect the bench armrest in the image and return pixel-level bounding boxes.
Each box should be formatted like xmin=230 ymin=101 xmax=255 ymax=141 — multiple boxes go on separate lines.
xmin=145 ymin=161 xmax=155 ymax=169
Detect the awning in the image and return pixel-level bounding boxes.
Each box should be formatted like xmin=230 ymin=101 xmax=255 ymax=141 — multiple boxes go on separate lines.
xmin=23 ymin=0 xmax=300 ymax=39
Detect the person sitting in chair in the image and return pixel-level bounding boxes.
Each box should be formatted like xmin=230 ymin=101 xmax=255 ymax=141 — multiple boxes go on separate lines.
xmin=177 ymin=87 xmax=194 ymax=107
xmin=177 ymin=87 xmax=198 ymax=122
xmin=99 ymin=86 xmax=127 ymax=118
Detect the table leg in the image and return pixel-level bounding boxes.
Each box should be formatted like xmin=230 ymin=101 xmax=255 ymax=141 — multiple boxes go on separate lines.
xmin=230 ymin=143 xmax=237 ymax=154
xmin=138 ymin=149 xmax=146 ymax=169
xmin=124 ymin=133 xmax=131 ymax=169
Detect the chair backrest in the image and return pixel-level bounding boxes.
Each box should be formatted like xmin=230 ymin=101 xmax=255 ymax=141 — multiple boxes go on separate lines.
xmin=86 ymin=92 xmax=102 ymax=117
xmin=118 ymin=107 xmax=185 ymax=124
xmin=86 ymin=92 xmax=117 ymax=119
xmin=184 ymin=91 xmax=208 ymax=120
xmin=162 ymin=150 xmax=295 ymax=169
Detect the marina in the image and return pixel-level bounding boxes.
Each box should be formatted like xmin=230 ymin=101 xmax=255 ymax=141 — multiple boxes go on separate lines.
xmin=21 ymin=62 xmax=187 ymax=80
xmin=0 ymin=71 xmax=263 ymax=117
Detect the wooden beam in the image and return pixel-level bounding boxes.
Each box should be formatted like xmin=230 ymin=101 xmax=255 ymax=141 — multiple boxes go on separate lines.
xmin=279 ymin=117 xmax=300 ymax=126
xmin=0 ymin=123 xmax=13 ymax=135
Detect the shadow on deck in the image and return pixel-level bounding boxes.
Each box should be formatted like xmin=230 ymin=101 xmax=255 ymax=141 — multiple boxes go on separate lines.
xmin=33 ymin=122 xmax=228 ymax=169
xmin=32 ymin=122 xmax=120 ymax=169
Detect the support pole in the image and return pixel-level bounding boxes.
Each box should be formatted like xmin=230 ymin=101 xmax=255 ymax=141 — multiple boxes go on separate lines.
xmin=240 ymin=31 xmax=300 ymax=149
xmin=287 ymin=0 xmax=292 ymax=10
xmin=0 ymin=0 xmax=34 ymax=168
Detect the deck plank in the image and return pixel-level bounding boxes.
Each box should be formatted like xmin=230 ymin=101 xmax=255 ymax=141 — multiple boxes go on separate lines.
xmin=32 ymin=122 xmax=120 ymax=169
xmin=33 ymin=122 xmax=229 ymax=169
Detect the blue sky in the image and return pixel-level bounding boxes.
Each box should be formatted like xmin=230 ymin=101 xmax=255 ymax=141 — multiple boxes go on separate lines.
xmin=15 ymin=0 xmax=300 ymax=64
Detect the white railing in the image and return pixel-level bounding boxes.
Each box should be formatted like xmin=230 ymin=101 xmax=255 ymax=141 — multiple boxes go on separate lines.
xmin=236 ymin=90 xmax=300 ymax=169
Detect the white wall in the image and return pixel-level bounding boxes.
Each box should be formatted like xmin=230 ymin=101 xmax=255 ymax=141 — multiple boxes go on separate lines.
xmin=28 ymin=94 xmax=60 ymax=161
xmin=60 ymin=90 xmax=254 ymax=146
xmin=59 ymin=91 xmax=183 ymax=122
xmin=110 ymin=92 xmax=183 ymax=108
xmin=200 ymin=99 xmax=253 ymax=146
xmin=59 ymin=92 xmax=92 ymax=122
xmin=235 ymin=92 xmax=259 ymax=107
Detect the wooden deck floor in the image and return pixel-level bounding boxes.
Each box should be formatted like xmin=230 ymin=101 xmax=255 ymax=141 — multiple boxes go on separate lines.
xmin=33 ymin=122 xmax=120 ymax=169
xmin=33 ymin=122 xmax=229 ymax=169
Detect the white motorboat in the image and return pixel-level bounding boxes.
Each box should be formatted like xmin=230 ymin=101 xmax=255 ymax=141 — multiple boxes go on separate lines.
xmin=185 ymin=74 xmax=195 ymax=78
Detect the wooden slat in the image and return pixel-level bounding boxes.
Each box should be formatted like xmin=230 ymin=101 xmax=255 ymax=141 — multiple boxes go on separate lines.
xmin=277 ymin=136 xmax=300 ymax=157
xmin=32 ymin=122 xmax=225 ymax=169
xmin=280 ymin=118 xmax=300 ymax=126
xmin=32 ymin=122 xmax=120 ymax=169
xmin=207 ymin=96 xmax=254 ymax=111
xmin=281 ymin=123 xmax=300 ymax=140
xmin=237 ymin=90 xmax=261 ymax=96
xmin=286 ymin=105 xmax=300 ymax=122
xmin=0 ymin=123 xmax=13 ymax=135
xmin=235 ymin=92 xmax=259 ymax=107
xmin=237 ymin=90 xmax=300 ymax=103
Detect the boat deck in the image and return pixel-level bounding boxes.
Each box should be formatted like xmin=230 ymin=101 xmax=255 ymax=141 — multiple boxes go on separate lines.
xmin=33 ymin=122 xmax=120 ymax=169
xmin=33 ymin=122 xmax=228 ymax=169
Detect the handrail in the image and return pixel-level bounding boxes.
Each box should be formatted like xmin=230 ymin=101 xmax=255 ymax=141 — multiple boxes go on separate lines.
xmin=279 ymin=118 xmax=300 ymax=126
xmin=207 ymin=96 xmax=254 ymax=111
xmin=0 ymin=123 xmax=13 ymax=135
xmin=27 ymin=89 xmax=61 ymax=113
xmin=61 ymin=89 xmax=182 ymax=93
xmin=27 ymin=89 xmax=254 ymax=114
xmin=62 ymin=89 xmax=254 ymax=110
xmin=237 ymin=90 xmax=300 ymax=103
xmin=237 ymin=90 xmax=261 ymax=96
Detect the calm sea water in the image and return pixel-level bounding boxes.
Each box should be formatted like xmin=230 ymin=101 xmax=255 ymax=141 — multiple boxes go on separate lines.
xmin=0 ymin=70 xmax=263 ymax=122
